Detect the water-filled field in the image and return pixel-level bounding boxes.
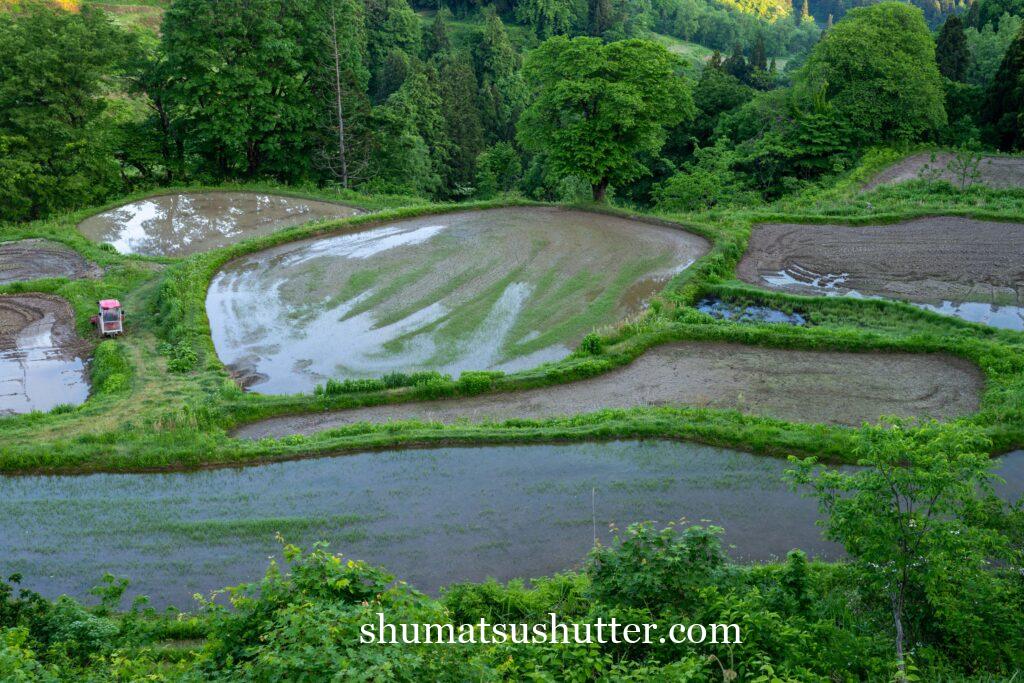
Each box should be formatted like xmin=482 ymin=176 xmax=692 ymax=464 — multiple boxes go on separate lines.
xmin=737 ymin=218 xmax=1024 ymax=330
xmin=0 ymin=441 xmax=859 ymax=608
xmin=207 ymin=207 xmax=710 ymax=393
xmin=235 ymin=341 xmax=981 ymax=439
xmin=0 ymin=294 xmax=90 ymax=415
xmin=77 ymin=191 xmax=360 ymax=256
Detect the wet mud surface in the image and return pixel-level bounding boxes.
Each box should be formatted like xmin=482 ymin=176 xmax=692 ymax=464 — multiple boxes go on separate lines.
xmin=0 ymin=239 xmax=101 ymax=284
xmin=0 ymin=294 xmax=90 ymax=415
xmin=864 ymin=152 xmax=1024 ymax=191
xmin=207 ymin=207 xmax=711 ymax=394
xmin=77 ymin=192 xmax=360 ymax=256
xmin=234 ymin=342 xmax=982 ymax=440
xmin=737 ymin=218 xmax=1024 ymax=330
xmin=0 ymin=441 xmax=856 ymax=608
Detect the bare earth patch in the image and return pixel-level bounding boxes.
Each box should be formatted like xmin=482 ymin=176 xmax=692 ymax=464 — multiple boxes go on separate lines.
xmin=863 ymin=152 xmax=1024 ymax=191
xmin=0 ymin=239 xmax=101 ymax=285
xmin=0 ymin=294 xmax=90 ymax=415
xmin=233 ymin=342 xmax=982 ymax=439
xmin=736 ymin=218 xmax=1024 ymax=329
xmin=77 ymin=191 xmax=361 ymax=257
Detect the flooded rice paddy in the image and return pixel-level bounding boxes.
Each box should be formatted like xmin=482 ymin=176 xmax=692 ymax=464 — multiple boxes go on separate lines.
xmin=235 ymin=341 xmax=981 ymax=440
xmin=0 ymin=239 xmax=101 ymax=284
xmin=207 ymin=208 xmax=711 ymax=393
xmin=0 ymin=441 xmax=876 ymax=608
xmin=737 ymin=218 xmax=1024 ymax=331
xmin=0 ymin=294 xmax=90 ymax=415
xmin=696 ymin=297 xmax=807 ymax=325
xmin=863 ymin=152 xmax=1024 ymax=191
xmin=77 ymin=191 xmax=360 ymax=257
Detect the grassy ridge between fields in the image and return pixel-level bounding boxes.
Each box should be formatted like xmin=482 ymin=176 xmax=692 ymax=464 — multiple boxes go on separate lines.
xmin=0 ymin=172 xmax=1022 ymax=474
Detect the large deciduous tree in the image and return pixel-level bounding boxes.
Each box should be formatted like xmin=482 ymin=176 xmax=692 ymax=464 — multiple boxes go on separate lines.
xmin=160 ymin=0 xmax=324 ymax=181
xmin=0 ymin=3 xmax=132 ymax=221
xmin=516 ymin=37 xmax=692 ymax=201
xmin=796 ymin=2 xmax=946 ymax=144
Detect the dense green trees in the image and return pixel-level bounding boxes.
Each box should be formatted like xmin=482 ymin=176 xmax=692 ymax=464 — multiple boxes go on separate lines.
xmin=983 ymin=19 xmax=1024 ymax=149
xmin=936 ymin=14 xmax=969 ymax=80
xmin=0 ymin=3 xmax=133 ymax=221
xmin=797 ymin=2 xmax=946 ymax=143
xmin=517 ymin=37 xmax=693 ymax=200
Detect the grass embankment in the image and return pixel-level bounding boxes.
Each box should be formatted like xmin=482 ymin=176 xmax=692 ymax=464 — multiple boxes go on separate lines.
xmin=0 ymin=174 xmax=1022 ymax=474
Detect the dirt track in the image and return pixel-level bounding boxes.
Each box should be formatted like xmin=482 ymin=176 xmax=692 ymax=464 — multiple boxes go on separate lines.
xmin=0 ymin=239 xmax=101 ymax=285
xmin=233 ymin=342 xmax=982 ymax=439
xmin=736 ymin=217 xmax=1024 ymax=308
xmin=863 ymin=152 xmax=1024 ymax=190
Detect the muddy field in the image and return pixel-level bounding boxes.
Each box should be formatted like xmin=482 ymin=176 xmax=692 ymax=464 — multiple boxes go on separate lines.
xmin=0 ymin=441 xmax=851 ymax=607
xmin=207 ymin=207 xmax=710 ymax=394
xmin=736 ymin=217 xmax=1024 ymax=330
xmin=0 ymin=239 xmax=101 ymax=284
xmin=0 ymin=294 xmax=90 ymax=415
xmin=234 ymin=342 xmax=982 ymax=439
xmin=863 ymin=152 xmax=1024 ymax=190
xmin=77 ymin=191 xmax=361 ymax=257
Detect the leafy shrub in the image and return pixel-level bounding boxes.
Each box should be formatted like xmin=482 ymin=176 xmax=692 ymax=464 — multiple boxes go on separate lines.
xmin=456 ymin=370 xmax=504 ymax=395
xmin=577 ymin=333 xmax=603 ymax=355
xmin=90 ymin=341 xmax=131 ymax=395
xmin=165 ymin=339 xmax=198 ymax=373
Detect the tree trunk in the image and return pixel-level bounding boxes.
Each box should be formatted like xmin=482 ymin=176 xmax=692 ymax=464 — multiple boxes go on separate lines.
xmin=329 ymin=11 xmax=349 ymax=188
xmin=893 ymin=588 xmax=907 ymax=683
xmin=591 ymin=177 xmax=609 ymax=202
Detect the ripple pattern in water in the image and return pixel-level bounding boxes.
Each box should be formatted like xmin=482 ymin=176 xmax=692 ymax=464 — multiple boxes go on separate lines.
xmin=206 ymin=208 xmax=710 ymax=393
xmin=77 ymin=192 xmax=360 ymax=256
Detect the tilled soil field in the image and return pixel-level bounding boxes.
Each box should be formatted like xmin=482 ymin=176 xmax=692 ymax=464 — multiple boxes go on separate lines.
xmin=233 ymin=341 xmax=982 ymax=439
xmin=736 ymin=218 xmax=1024 ymax=319
xmin=863 ymin=152 xmax=1024 ymax=190
xmin=0 ymin=294 xmax=90 ymax=414
xmin=0 ymin=239 xmax=101 ymax=284
xmin=78 ymin=191 xmax=361 ymax=256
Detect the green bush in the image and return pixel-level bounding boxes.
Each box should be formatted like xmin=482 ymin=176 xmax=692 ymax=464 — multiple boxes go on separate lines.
xmin=90 ymin=341 xmax=131 ymax=396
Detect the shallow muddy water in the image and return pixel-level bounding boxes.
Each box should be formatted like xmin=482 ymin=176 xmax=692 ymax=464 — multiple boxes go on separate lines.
xmin=696 ymin=297 xmax=806 ymax=325
xmin=0 ymin=441 xmax=865 ymax=608
xmin=0 ymin=239 xmax=101 ymax=284
xmin=235 ymin=341 xmax=981 ymax=440
xmin=77 ymin=192 xmax=360 ymax=256
xmin=206 ymin=208 xmax=710 ymax=394
xmin=864 ymin=152 xmax=1024 ymax=191
xmin=737 ymin=218 xmax=1024 ymax=331
xmin=0 ymin=295 xmax=89 ymax=415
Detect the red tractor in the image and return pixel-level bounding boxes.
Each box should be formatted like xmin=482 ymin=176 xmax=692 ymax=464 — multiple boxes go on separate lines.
xmin=90 ymin=299 xmax=125 ymax=337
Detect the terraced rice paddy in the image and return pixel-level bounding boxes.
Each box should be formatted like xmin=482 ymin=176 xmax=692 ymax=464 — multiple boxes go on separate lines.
xmin=77 ymin=191 xmax=360 ymax=256
xmin=0 ymin=441 xmax=854 ymax=608
xmin=234 ymin=342 xmax=981 ymax=439
xmin=207 ymin=207 xmax=710 ymax=393
xmin=737 ymin=218 xmax=1024 ymax=330
xmin=0 ymin=239 xmax=101 ymax=284
xmin=0 ymin=294 xmax=90 ymax=415
xmin=864 ymin=152 xmax=1024 ymax=190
